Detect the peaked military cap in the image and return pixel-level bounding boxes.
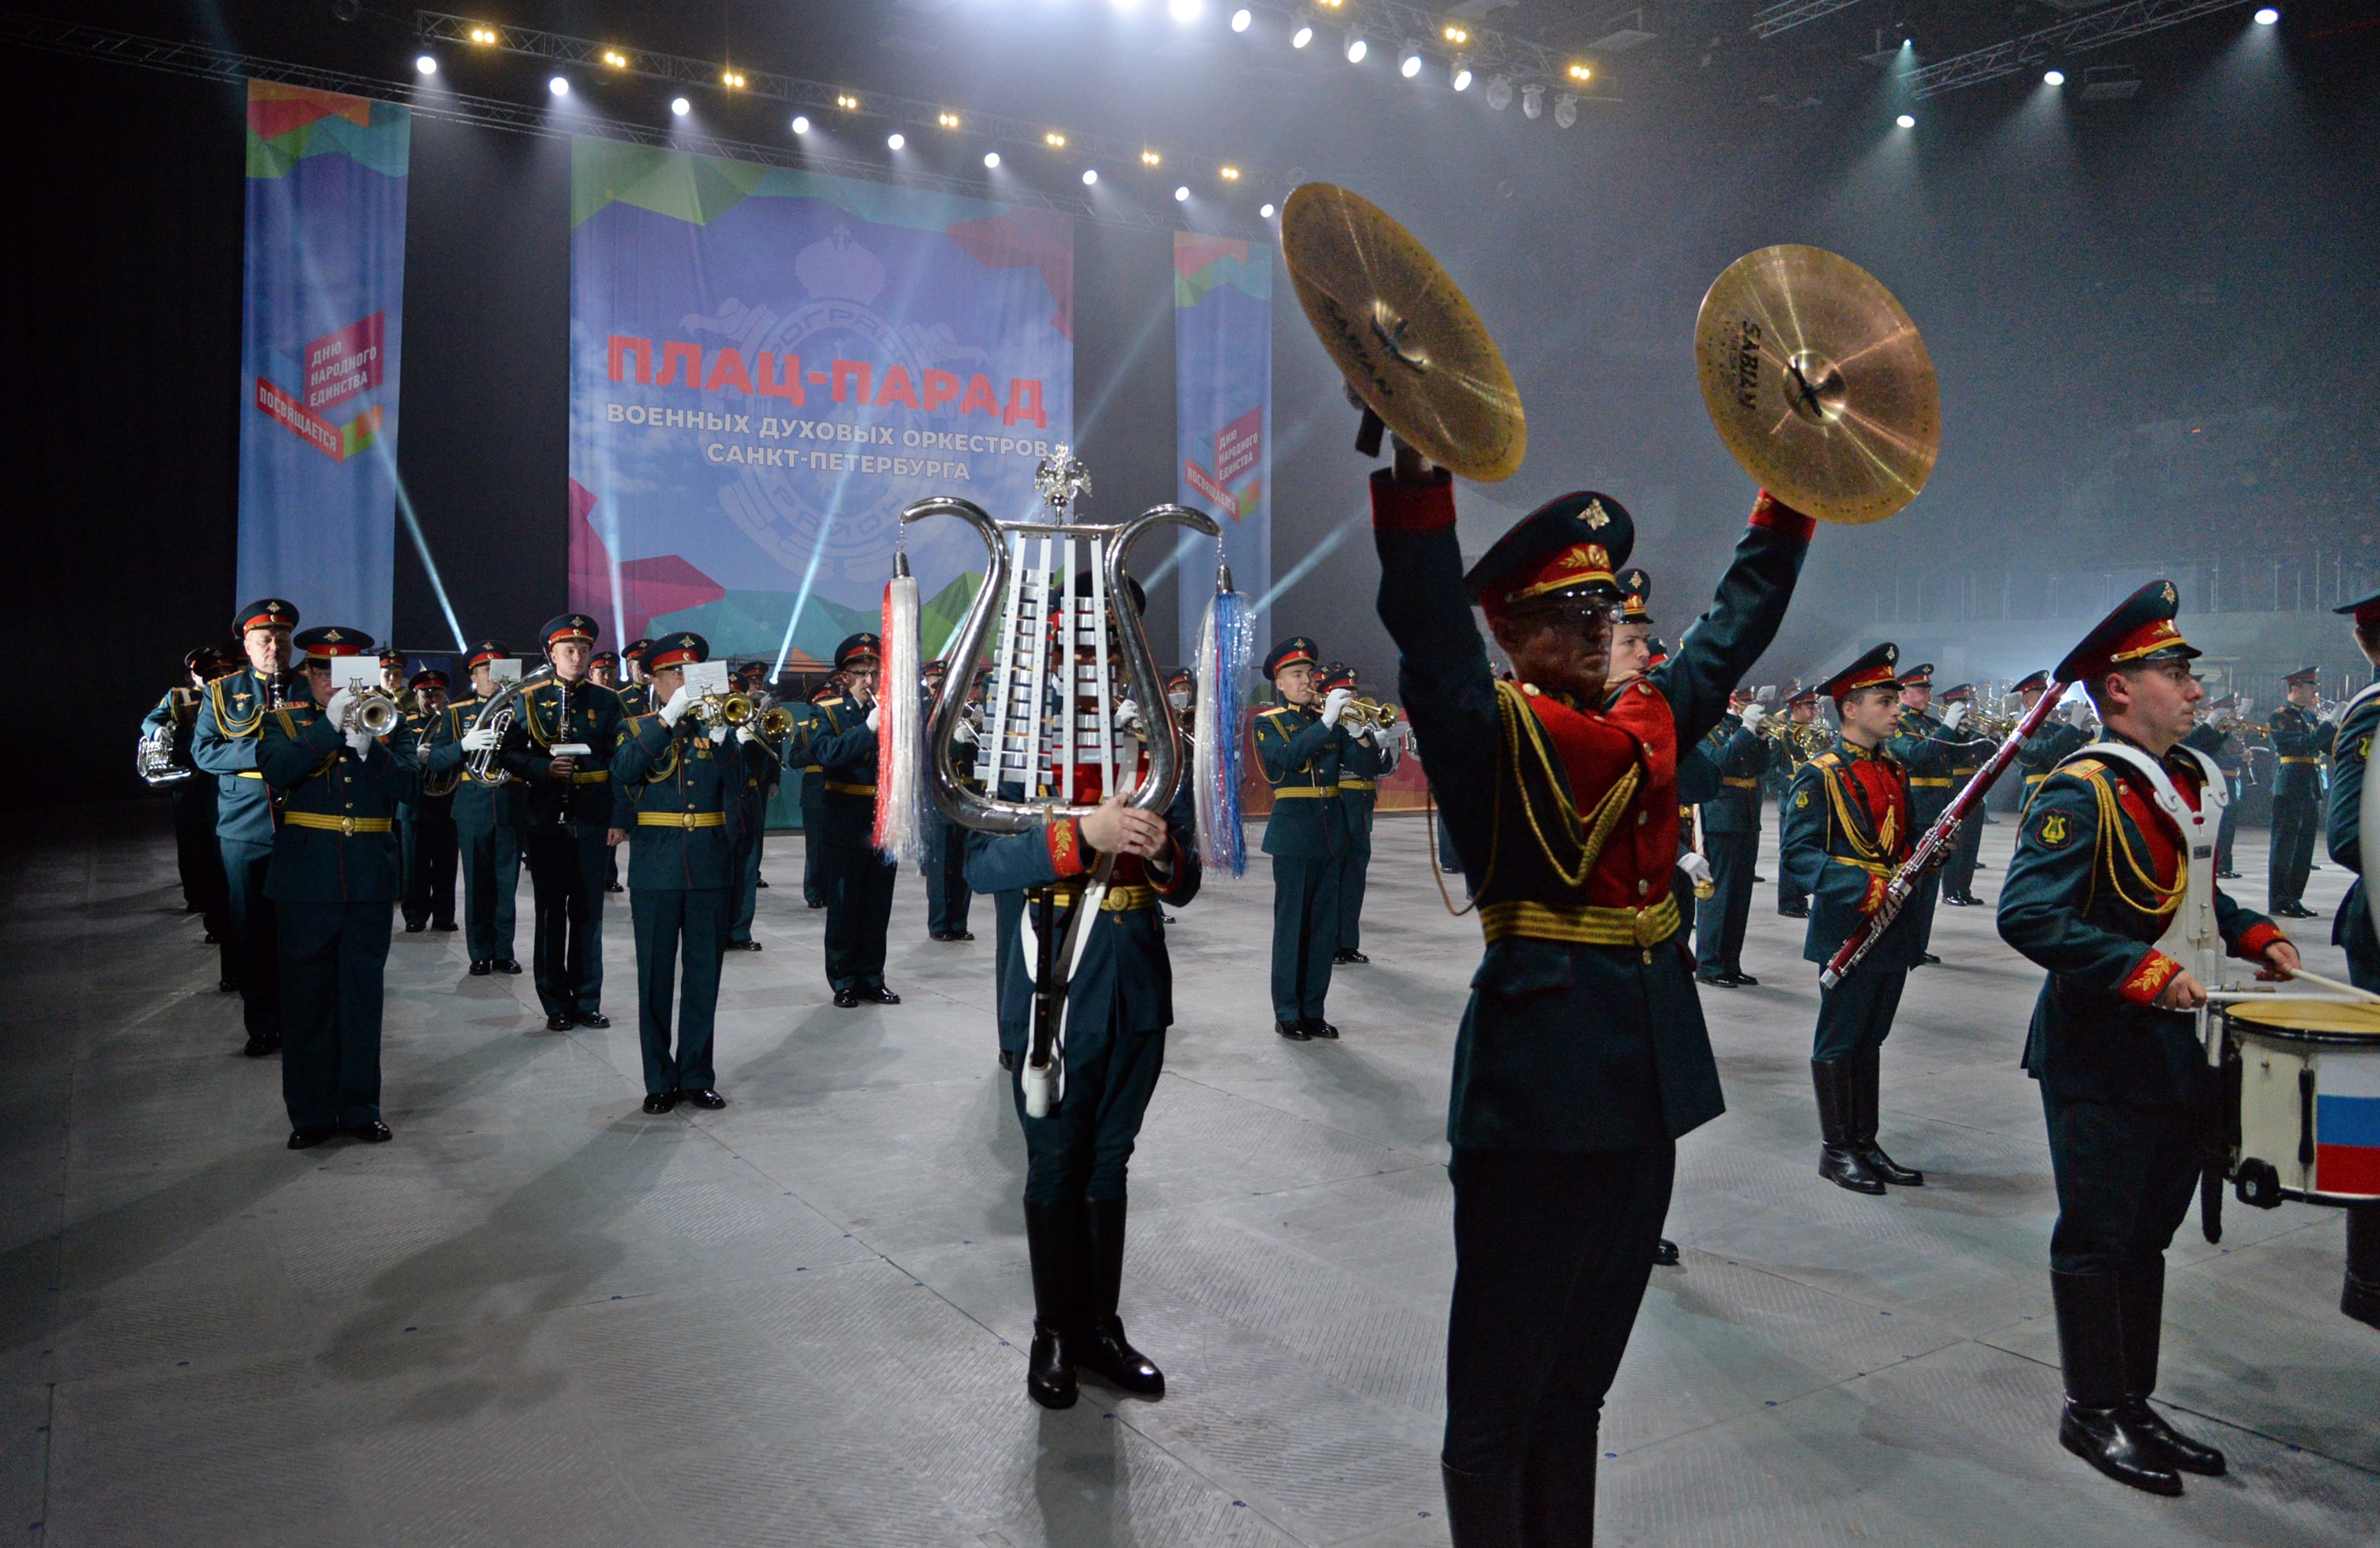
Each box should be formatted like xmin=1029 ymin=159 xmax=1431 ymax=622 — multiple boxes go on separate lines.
xmin=1264 ymin=638 xmax=1321 ymax=678
xmin=1464 ymin=492 xmax=1633 ymax=618
xmin=465 ymin=641 xmax=510 ymax=672
xmin=1897 ymin=662 xmax=1934 ymax=688
xmin=1822 ymin=643 xmax=1901 ymax=702
xmin=1616 ymin=568 xmax=1654 ymax=626
xmin=1939 ymin=683 xmax=1974 ymax=703
xmin=2336 ymin=583 xmax=2380 ymax=632
xmin=922 ymin=658 xmax=951 ymax=677
xmin=378 ymin=648 xmax=404 ymax=666
xmin=236 ymin=598 xmax=299 ymax=633
xmin=622 ymin=638 xmax=655 ymax=666
xmin=1646 ymin=636 xmax=1670 ymax=666
xmin=293 ymin=626 xmax=372 ymax=662
xmin=645 ymin=632 xmax=707 ymax=672
xmin=1321 ymin=661 xmax=1358 ymax=690
xmin=735 ymin=660 xmax=768 ymax=681
xmin=2207 ymin=693 xmax=2238 ymax=710
xmin=185 ymin=645 xmax=230 ymax=676
xmin=834 ymin=632 xmax=882 ymax=669
xmin=408 ymin=667 xmax=450 ymax=691
xmin=2013 ymin=669 xmax=2053 ymax=694
xmin=1165 ymin=666 xmax=1195 ymax=689
xmin=542 ymin=613 xmax=599 ymax=648
xmin=2055 ymin=579 xmax=2200 ymax=683
xmin=2283 ymin=665 xmax=2320 ymax=684
xmin=589 ymin=649 xmax=620 ymax=670
xmin=1786 ymin=682 xmax=1820 ymax=706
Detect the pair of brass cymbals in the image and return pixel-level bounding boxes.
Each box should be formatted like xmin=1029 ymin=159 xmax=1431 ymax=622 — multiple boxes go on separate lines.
xmin=1279 ymin=182 xmax=1939 ymax=523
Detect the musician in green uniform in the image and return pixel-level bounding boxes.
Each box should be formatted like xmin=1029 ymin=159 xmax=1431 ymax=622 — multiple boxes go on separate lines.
xmin=144 ymin=646 xmax=237 ymax=984
xmin=398 ymin=668 xmax=458 ymax=934
xmin=1775 ymin=686 xmax=1821 ymax=918
xmin=434 ymin=644 xmax=527 ymax=978
xmin=260 ymin=627 xmax=422 ymax=1148
xmin=1934 ymin=684 xmax=1992 ymax=907
xmin=2014 ymin=670 xmax=2087 ymax=808
xmin=616 ymin=642 xmax=653 ymax=717
xmin=1693 ymin=688 xmax=1772 ymax=987
xmin=798 ymin=681 xmax=836 ymax=910
xmin=809 ymin=634 xmax=900 ymax=1006
xmin=594 ymin=647 xmax=634 ymax=894
xmin=1326 ymin=663 xmax=1396 ymax=966
xmin=1782 ymin=644 xmax=1928 ymax=1196
xmin=1884 ymin=664 xmax=1957 ymax=965
xmin=612 ymin=633 xmax=749 ymax=1112
xmin=923 ymin=658 xmax=980 ymax=942
xmin=1997 ymin=580 xmax=2296 ymax=1496
xmin=2325 ymin=587 xmax=2380 ymax=1329
xmin=724 ymin=661 xmax=781 ymax=952
xmin=2190 ymin=695 xmax=2248 ymax=878
xmin=193 ymin=598 xmax=303 ymax=1058
xmin=2267 ymin=666 xmax=2326 ymax=918
xmin=499 ymin=615 xmax=626 ymax=1032
xmin=1256 ymin=638 xmax=1351 ymax=1041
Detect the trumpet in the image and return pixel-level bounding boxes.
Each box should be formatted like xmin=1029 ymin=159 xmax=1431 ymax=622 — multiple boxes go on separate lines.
xmin=758 ymin=701 xmax=798 ymax=741
xmin=1342 ymin=696 xmax=1400 ymax=734
xmin=1758 ymin=717 xmax=1834 ymax=759
xmin=344 ymin=688 xmax=400 ymax=736
xmin=690 ymin=690 xmax=756 ymax=727
xmin=1965 ymin=706 xmax=2021 ymax=740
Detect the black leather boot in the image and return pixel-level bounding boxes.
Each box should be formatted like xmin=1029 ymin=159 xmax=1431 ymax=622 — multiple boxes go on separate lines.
xmin=1523 ymin=1407 xmax=1599 ymax=1546
xmin=2051 ymin=1269 xmax=2181 ymax=1495
xmin=1078 ymin=1196 xmax=1163 ymax=1396
xmin=1439 ymin=1462 xmax=1526 ymax=1548
xmin=1852 ymin=1046 xmax=1924 ymax=1186
xmin=2117 ymin=1261 xmax=2224 ymax=1475
xmin=1020 ymin=1198 xmax=1080 ymax=1409
xmin=2345 ymin=1202 xmax=2380 ymax=1331
xmin=1812 ymin=1059 xmax=1884 ymax=1194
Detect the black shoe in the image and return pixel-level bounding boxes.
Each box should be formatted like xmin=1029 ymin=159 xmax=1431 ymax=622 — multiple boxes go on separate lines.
xmin=854 ymin=985 xmax=900 ymax=1005
xmin=574 ymin=1011 xmax=611 ymax=1029
xmin=219 ymin=978 xmax=237 ymax=994
xmin=606 ymin=882 xmax=625 ymax=894
xmin=727 ymin=939 xmax=762 ymax=951
xmin=642 ymin=1092 xmax=678 ymax=1114
xmin=834 ymin=989 xmax=861 ymax=1008
xmin=1814 ymin=1059 xmax=1887 ymax=1194
xmin=2121 ymin=1400 xmax=2224 ymax=1477
xmin=1026 ymin=1324 xmax=1077 ymax=1409
xmin=2115 ymin=1261 xmax=2224 ymax=1475
xmin=1653 ymin=1238 xmax=1681 ymax=1267
xmin=1079 ymin=1317 xmax=1163 ymax=1395
xmin=432 ymin=921 xmax=458 ymax=933
xmin=2217 ymin=870 xmax=2241 ymax=880
xmin=243 ymin=1033 xmax=281 ymax=1058
xmin=545 ymin=1014 xmax=573 ymax=1032
xmin=403 ymin=920 xmax=428 ymax=933
xmin=1940 ymin=894 xmax=1968 ymax=908
xmin=351 ymin=1120 xmax=393 ymax=1143
xmin=2052 ymin=1269 xmax=2183 ymax=1495
xmin=756 ymin=876 xmax=770 ymax=887
xmin=1078 ymin=1199 xmax=1164 ymax=1395
xmin=2282 ymin=903 xmax=2320 ymax=919
xmin=807 ymin=899 xmax=827 ymax=910
xmin=287 ymin=1126 xmax=336 ymax=1149
xmin=1852 ymin=1046 xmax=1923 ymax=1186
xmin=951 ymin=930 xmax=975 ymax=941
xmin=1304 ymin=1018 xmax=1339 ymax=1041
xmin=203 ymin=929 xmax=222 ymax=944
xmin=998 ymin=1048 xmax=1015 ymax=1071
xmin=2059 ymin=1403 xmax=2182 ymax=1495
xmin=1022 ymin=1198 xmax=1081 ymax=1409
xmin=1730 ymin=971 xmax=1759 ymax=987
xmin=1696 ymin=969 xmax=1735 ymax=988
xmin=1920 ymin=952 xmax=1942 ymax=966
xmin=1275 ymin=1019 xmax=1310 ymax=1041
xmin=681 ymin=1088 xmax=726 ymax=1110
xmin=1332 ymin=948 xmax=1369 ymax=965
xmin=469 ymin=961 xmax=492 ymax=978
xmin=497 ymin=959 xmax=523 ymax=974
xmin=1780 ymin=902 xmax=1809 ymax=918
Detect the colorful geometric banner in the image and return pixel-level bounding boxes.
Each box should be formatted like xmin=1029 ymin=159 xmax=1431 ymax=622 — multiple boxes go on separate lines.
xmin=568 ymin=139 xmax=1075 ymax=666
xmin=1173 ymin=233 xmax=1273 ymax=665
xmin=237 ymin=81 xmax=410 ymax=643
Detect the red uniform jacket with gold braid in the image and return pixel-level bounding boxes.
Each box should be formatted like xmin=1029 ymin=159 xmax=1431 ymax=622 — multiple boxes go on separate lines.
xmin=1372 ymin=469 xmax=1813 ymax=1151
xmin=1998 ymin=734 xmax=2286 ymax=1109
xmin=1779 ymin=738 xmax=1923 ymax=972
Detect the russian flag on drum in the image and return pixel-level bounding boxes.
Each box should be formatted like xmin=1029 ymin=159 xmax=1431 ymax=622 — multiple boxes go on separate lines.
xmin=2316 ymin=1054 xmax=2380 ymax=1197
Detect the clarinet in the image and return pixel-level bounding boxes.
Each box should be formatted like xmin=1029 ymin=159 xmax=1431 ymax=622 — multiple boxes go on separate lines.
xmin=556 ymin=672 xmax=576 ymax=824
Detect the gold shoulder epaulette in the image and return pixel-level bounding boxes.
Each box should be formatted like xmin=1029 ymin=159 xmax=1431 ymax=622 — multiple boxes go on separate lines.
xmin=2055 ymin=757 xmax=2105 ymax=782
xmin=1810 ymin=752 xmax=1839 ymax=769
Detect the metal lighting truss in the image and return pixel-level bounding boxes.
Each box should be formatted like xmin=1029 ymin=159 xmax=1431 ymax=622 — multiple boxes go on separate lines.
xmin=1254 ymin=0 xmax=1576 ymax=84
xmin=1751 ymin=1 xmax=1871 ymax=43
xmin=1909 ymin=0 xmax=2252 ymax=99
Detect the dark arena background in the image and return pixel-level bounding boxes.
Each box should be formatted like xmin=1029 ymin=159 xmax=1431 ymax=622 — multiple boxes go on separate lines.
xmin=3 ymin=2 xmax=2378 ymax=1545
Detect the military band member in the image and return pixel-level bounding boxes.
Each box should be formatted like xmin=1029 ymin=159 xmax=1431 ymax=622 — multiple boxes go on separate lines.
xmin=262 ymin=627 xmax=421 ymax=1148
xmin=616 ymin=641 xmax=654 ymax=717
xmin=809 ymin=634 xmax=900 ymax=1006
xmin=399 ymin=668 xmax=458 ymax=934
xmin=1783 ymin=645 xmax=1928 ymax=1196
xmin=436 ymin=644 xmax=527 ymax=978
xmin=1997 ymin=581 xmax=2297 ymax=1495
xmin=1328 ymin=663 xmax=1396 ymax=965
xmin=1163 ymin=666 xmax=1195 ymax=732
xmin=2188 ymin=695 xmax=2248 ymax=877
xmin=1693 ymin=689 xmax=1771 ymax=987
xmin=499 ymin=614 xmax=625 ymax=1032
xmin=2014 ymin=669 xmax=2087 ymax=808
xmin=1934 ymin=684 xmax=1991 ymax=906
xmin=194 ymin=598 xmax=303 ymax=1058
xmin=588 ymin=649 xmax=620 ymax=690
xmin=1885 ymin=664 xmax=1957 ymax=965
xmin=145 ymin=647 xmax=236 ymax=981
xmin=611 ymin=634 xmax=748 ymax=1112
xmin=725 ymin=661 xmax=781 ymax=951
xmin=1255 ymin=638 xmax=1352 ymax=1041
xmin=920 ymin=658 xmax=979 ymax=942
xmin=1775 ymin=687 xmax=1821 ymax=918
xmin=798 ymin=681 xmax=837 ymax=910
xmin=2326 ymin=587 xmax=2380 ymax=1330
xmin=1371 ymin=428 xmax=1812 ymax=1542
xmin=2267 ymin=666 xmax=2326 ymax=918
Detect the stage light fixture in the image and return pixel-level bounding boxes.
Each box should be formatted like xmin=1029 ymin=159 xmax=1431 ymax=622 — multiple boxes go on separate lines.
xmin=836 ymin=93 xmax=860 ymax=111
xmin=1292 ymin=25 xmax=1313 ymax=48
xmin=1485 ymin=75 xmax=1513 ymax=110
xmin=1169 ymin=0 xmax=1200 ymax=20
xmin=467 ymin=26 xmax=497 ymax=45
xmin=1554 ymin=94 xmax=1576 ymax=128
xmin=1521 ymin=83 xmax=1542 ymax=118
xmin=1345 ymin=31 xmax=1367 ymax=63
xmin=1260 ymin=202 xmax=1275 ymax=217
xmin=1082 ymin=168 xmax=1099 ymax=185
xmin=1567 ymin=62 xmax=1592 ymax=82
xmin=671 ymin=96 xmax=690 ymax=116
xmin=984 ymin=151 xmax=1000 ymax=168
xmin=938 ymin=112 xmax=961 ymax=128
xmin=1451 ymin=62 xmax=1473 ymax=92
xmin=1232 ymin=8 xmax=1252 ymax=31
xmin=722 ymin=70 xmax=746 ymax=88
xmin=1142 ymin=150 xmax=1162 ymax=166
xmin=414 ymin=54 xmax=437 ymax=77
xmin=888 ymin=132 xmax=906 ymax=150
xmin=1896 ymin=112 xmax=1916 ymax=128
xmin=791 ymin=115 xmax=809 ymax=133
xmin=1046 ymin=131 xmax=1067 ymax=147
xmin=2043 ymin=68 xmax=2065 ymax=86
xmin=1175 ymin=185 xmax=1190 ymax=201
xmin=1400 ymin=43 xmax=1423 ymax=78
xmin=601 ymin=49 xmax=628 ymax=68
xmin=548 ymin=76 xmax=570 ymax=98
xmin=2255 ymin=6 xmax=2278 ymax=22
xmin=1443 ymin=25 xmax=1468 ymax=44
xmin=1220 ymin=165 xmax=1241 ymax=179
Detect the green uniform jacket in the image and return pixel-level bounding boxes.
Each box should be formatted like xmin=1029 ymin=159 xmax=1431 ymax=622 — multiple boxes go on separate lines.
xmin=1887 ymin=707 xmax=1959 ymax=822
xmin=1997 ymin=735 xmax=2284 ymax=1109
xmin=1255 ymin=703 xmax=1350 ymax=858
xmin=193 ymin=666 xmax=296 ymax=844
xmin=2328 ymin=683 xmax=2378 ymax=966
xmin=1697 ymin=720 xmax=1770 ymax=833
xmin=2269 ymin=704 xmax=2326 ymax=801
xmin=1336 ymin=729 xmax=1391 ymax=838
xmin=612 ymin=715 xmax=746 ymax=889
xmin=258 ymin=704 xmax=421 ymax=903
xmin=421 ymin=695 xmax=530 ymax=833
xmin=395 ymin=706 xmax=456 ymax=823
xmin=497 ymin=678 xmax=623 ymax=828
xmin=616 ymin=683 xmax=650 ymax=718
xmin=804 ymin=695 xmax=880 ymax=848
xmin=1779 ymin=740 xmax=1922 ymax=971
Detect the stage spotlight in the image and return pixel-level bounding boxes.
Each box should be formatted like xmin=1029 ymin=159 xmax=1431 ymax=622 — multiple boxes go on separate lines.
xmin=414 ymin=54 xmax=437 ymax=77
xmin=722 ymin=70 xmax=745 ymax=88
xmin=1292 ymin=25 xmax=1313 ymax=48
xmin=1443 ymin=25 xmax=1468 ymax=44
xmin=2255 ymin=6 xmax=2278 ymax=22
xmin=1400 ymin=44 xmax=1423 ymax=79
xmin=1521 ymin=83 xmax=1542 ymax=118
xmin=1345 ymin=31 xmax=1367 ymax=63
xmin=1220 ymin=165 xmax=1240 ymax=180
xmin=888 ymin=132 xmax=906 ymax=150
xmin=548 ymin=76 xmax=570 ymax=98
xmin=2043 ymin=68 xmax=2065 ymax=86
xmin=1142 ymin=150 xmax=1162 ymax=166
xmin=1451 ymin=63 xmax=1473 ymax=92
xmin=836 ymin=93 xmax=859 ymax=111
xmin=1554 ymin=94 xmax=1577 ymax=128
xmin=1232 ymin=8 xmax=1251 ymax=32
xmin=600 ymin=49 xmax=628 ymax=68
xmin=791 ymin=115 xmax=810 ymax=133
xmin=1485 ymin=75 xmax=1512 ymax=110
xmin=1168 ymin=0 xmax=1200 ymax=20
xmin=1082 ymin=168 xmax=1099 ymax=185
xmin=1896 ymin=112 xmax=1916 ymax=128
xmin=467 ymin=26 xmax=497 ymax=45
xmin=1174 ymin=185 xmax=1190 ymax=201
xmin=1567 ymin=62 xmax=1593 ymax=83
xmin=984 ymin=150 xmax=1000 ymax=168
xmin=1046 ymin=131 xmax=1067 ymax=147
xmin=938 ymin=112 xmax=961 ymax=129
xmin=1259 ymin=202 xmax=1275 ymax=218
xmin=671 ymin=96 xmax=690 ymax=116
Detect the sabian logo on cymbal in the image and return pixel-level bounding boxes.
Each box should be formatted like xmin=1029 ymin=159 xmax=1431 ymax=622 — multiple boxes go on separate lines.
xmin=1316 ymin=292 xmax=1395 ymax=403
xmin=1734 ymin=320 xmax=1763 ymax=410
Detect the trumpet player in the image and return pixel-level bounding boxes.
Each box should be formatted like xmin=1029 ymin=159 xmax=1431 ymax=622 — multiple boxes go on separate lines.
xmin=1327 ymin=663 xmax=1396 ymax=967
xmin=1255 ymin=638 xmax=1353 ymax=1041
xmin=920 ymin=657 xmax=977 ymax=943
xmin=398 ymin=669 xmax=458 ymax=936
xmin=2268 ymin=666 xmax=2326 ymax=919
xmin=1692 ymin=687 xmax=1772 ymax=989
xmin=726 ymin=661 xmax=781 ymax=950
xmin=144 ymin=646 xmax=236 ymax=978
xmin=1885 ymin=664 xmax=1957 ymax=965
xmin=1934 ymin=684 xmax=1993 ymax=908
xmin=194 ymin=598 xmax=302 ymax=1058
xmin=262 ymin=627 xmax=421 ymax=1148
xmin=2182 ymin=695 xmax=2247 ymax=879
xmin=809 ymin=633 xmax=901 ymax=1007
xmin=431 ymin=644 xmax=527 ymax=978
xmin=1776 ymin=687 xmax=1821 ymax=919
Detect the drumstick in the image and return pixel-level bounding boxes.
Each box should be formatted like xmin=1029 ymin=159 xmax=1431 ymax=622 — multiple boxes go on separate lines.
xmin=2282 ymin=966 xmax=2380 ymax=1004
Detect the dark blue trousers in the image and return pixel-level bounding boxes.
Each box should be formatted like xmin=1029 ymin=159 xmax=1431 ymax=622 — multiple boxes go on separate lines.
xmin=1695 ymin=831 xmax=1757 ymax=976
xmin=219 ymin=836 xmax=280 ymax=1038
xmin=1813 ymin=961 xmax=1907 ymax=1061
xmin=2043 ymin=1096 xmax=2201 ymax=1276
xmin=730 ymin=830 xmax=763 ymax=944
xmin=1336 ymin=824 xmax=1373 ymax=951
xmin=924 ymin=814 xmax=974 ymax=937
xmin=1011 ymin=999 xmax=1166 ymax=1205
xmin=821 ymin=842 xmax=895 ymax=991
xmin=1270 ymin=854 xmax=1340 ymax=1022
xmin=525 ymin=822 xmax=610 ymax=1017
xmin=633 ymin=886 xmax=726 ymax=1096
xmin=458 ymin=818 xmax=520 ymax=966
xmin=277 ymin=900 xmax=392 ymax=1129
xmin=2270 ymin=794 xmax=2320 ymax=909
xmin=401 ymin=817 xmax=458 ymax=929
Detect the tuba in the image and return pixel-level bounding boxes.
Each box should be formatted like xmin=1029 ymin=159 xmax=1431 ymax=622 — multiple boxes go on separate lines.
xmin=136 ymin=688 xmax=199 ymax=785
xmin=463 ymin=665 xmax=554 ymax=786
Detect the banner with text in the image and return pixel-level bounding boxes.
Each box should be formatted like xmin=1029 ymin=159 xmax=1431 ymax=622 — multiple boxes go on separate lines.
xmin=1173 ymin=233 xmax=1272 ymax=665
xmin=570 ymin=139 xmax=1074 ymax=666
xmin=237 ymin=82 xmax=410 ymax=642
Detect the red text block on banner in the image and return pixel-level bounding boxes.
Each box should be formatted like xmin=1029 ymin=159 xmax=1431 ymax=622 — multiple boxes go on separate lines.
xmin=1213 ymin=405 xmax=1263 ymax=487
xmin=1184 ymin=460 xmax=1238 ymax=519
xmin=257 ymin=376 xmax=344 ymax=461
xmin=304 ymin=312 xmax=386 ymax=412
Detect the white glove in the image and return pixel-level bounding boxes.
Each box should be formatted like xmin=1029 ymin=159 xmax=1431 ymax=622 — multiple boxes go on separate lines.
xmin=736 ymin=725 xmax=758 ymax=745
xmin=866 ymin=707 xmax=881 ymax=732
xmin=1321 ymin=687 xmax=1355 ymax=727
xmin=344 ymin=722 xmax=373 ymax=757
xmin=1944 ymin=702 xmax=1968 ymax=731
xmin=461 ymin=725 xmax=500 ymax=753
xmin=707 ymin=723 xmax=731 ymax=745
xmin=1115 ymin=698 xmax=1141 ymax=731
xmin=953 ymin=718 xmax=980 ymax=746
xmin=1737 ymin=701 xmax=1767 ymax=733
xmin=658 ymin=683 xmax=695 ymax=727
xmin=325 ymin=688 xmax=355 ymax=729
xmin=1676 ymin=852 xmax=1713 ymax=888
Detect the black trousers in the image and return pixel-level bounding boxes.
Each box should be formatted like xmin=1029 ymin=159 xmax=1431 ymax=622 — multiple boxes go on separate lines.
xmin=1270 ymin=853 xmax=1340 ymax=1022
xmin=278 ymin=899 xmax=391 ymax=1129
xmin=821 ymin=841 xmax=895 ymax=990
xmin=924 ymin=814 xmax=973 ymax=936
xmin=173 ymin=783 xmax=231 ymax=978
xmin=1336 ymin=832 xmax=1373 ymax=952
xmin=1776 ymin=796 xmax=1808 ymax=911
xmin=1813 ymin=960 xmax=1906 ymax=1062
xmin=1443 ymin=1143 xmax=1675 ymax=1482
xmin=2043 ymin=1095 xmax=2202 ymax=1276
xmin=458 ymin=819 xmax=521 ymax=965
xmin=633 ymin=886 xmax=726 ymax=1096
xmin=1942 ymin=813 xmax=1985 ymax=898
xmin=219 ymin=836 xmax=280 ymax=1038
xmin=730 ymin=829 xmax=763 ymax=944
xmin=1011 ymin=1000 xmax=1166 ymax=1205
xmin=525 ymin=822 xmax=611 ymax=1017
xmin=401 ymin=817 xmax=458 ymax=928
xmin=1695 ymin=830 xmax=1757 ymax=976
xmin=2214 ymin=780 xmax=2241 ymax=871
xmin=2269 ymin=794 xmax=2320 ymax=908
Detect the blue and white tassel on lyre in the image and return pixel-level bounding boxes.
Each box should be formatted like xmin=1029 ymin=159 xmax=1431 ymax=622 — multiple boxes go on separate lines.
xmin=1192 ymin=559 xmax=1252 ymax=877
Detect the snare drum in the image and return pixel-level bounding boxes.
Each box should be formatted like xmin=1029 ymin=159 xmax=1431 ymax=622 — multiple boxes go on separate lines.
xmin=2223 ymin=998 xmax=2380 ymax=1207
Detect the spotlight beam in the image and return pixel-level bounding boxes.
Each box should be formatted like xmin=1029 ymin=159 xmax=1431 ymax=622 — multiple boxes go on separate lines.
xmin=1910 ymin=0 xmax=2258 ymax=99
